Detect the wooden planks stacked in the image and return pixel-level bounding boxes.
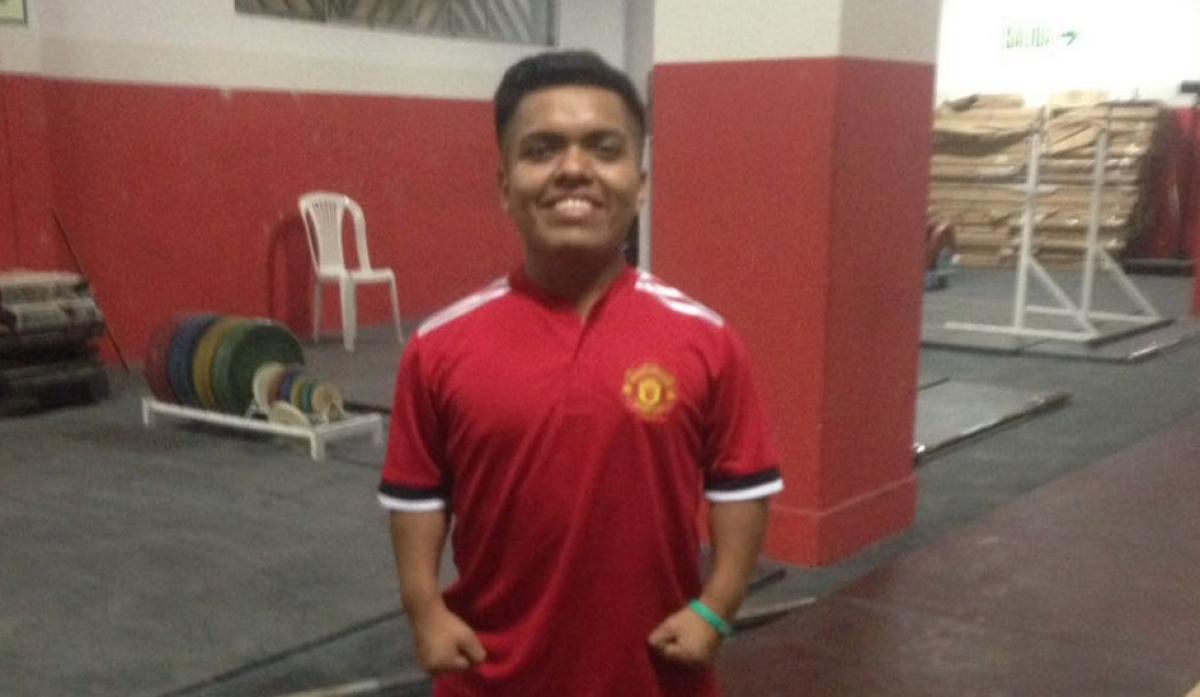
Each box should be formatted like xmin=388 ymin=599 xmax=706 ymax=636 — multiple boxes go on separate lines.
xmin=930 ymin=95 xmax=1168 ymax=268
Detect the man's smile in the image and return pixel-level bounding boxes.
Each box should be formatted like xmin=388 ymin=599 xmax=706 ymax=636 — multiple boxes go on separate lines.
xmin=545 ymin=195 xmax=604 ymax=221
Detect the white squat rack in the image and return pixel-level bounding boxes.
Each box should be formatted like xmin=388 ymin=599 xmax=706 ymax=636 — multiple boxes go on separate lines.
xmin=946 ymin=110 xmax=1163 ymax=343
xmin=142 ymin=397 xmax=383 ymax=461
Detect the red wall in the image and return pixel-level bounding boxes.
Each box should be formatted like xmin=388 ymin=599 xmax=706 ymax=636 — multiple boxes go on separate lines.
xmin=654 ymin=57 xmax=932 ymax=565
xmin=2 ymin=74 xmax=520 ymax=361
xmin=0 ymin=73 xmax=61 ymax=271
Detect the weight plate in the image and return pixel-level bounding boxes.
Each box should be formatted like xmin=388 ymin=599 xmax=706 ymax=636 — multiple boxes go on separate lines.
xmin=252 ymin=362 xmax=287 ymax=414
xmin=276 ymin=367 xmax=303 ymax=406
xmin=167 ymin=314 xmax=219 ymax=407
xmin=212 ymin=321 xmax=261 ymax=414
xmin=311 ymin=382 xmax=345 ymax=421
xmin=267 ymin=400 xmax=310 ymax=428
xmin=265 ymin=365 xmax=294 ymax=410
xmin=301 ymin=379 xmax=319 ymax=414
xmin=290 ymin=376 xmax=313 ymax=411
xmin=145 ymin=317 xmax=185 ymax=403
xmin=214 ymin=322 xmax=305 ymax=415
xmin=192 ymin=317 xmax=245 ymax=411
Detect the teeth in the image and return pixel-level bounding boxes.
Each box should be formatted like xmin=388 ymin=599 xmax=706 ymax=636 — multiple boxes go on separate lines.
xmin=554 ymin=198 xmax=594 ymax=215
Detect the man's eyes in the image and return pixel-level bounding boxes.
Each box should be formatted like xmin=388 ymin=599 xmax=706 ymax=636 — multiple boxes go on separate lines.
xmin=520 ymin=139 xmax=561 ymax=163
xmin=518 ymin=135 xmax=628 ymax=163
xmin=591 ymin=138 xmax=625 ymax=159
xmin=520 ymin=141 xmax=559 ymax=161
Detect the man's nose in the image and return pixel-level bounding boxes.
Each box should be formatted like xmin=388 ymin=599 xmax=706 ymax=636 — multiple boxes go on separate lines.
xmin=556 ymin=144 xmax=592 ymax=180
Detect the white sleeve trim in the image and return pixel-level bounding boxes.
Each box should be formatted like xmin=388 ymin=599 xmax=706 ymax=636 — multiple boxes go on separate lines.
xmin=417 ymin=277 xmax=510 ymax=337
xmin=705 ymin=478 xmax=784 ymax=502
xmin=378 ymin=493 xmax=447 ymax=512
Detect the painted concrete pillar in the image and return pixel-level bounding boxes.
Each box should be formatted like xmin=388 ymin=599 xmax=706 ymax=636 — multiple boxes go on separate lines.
xmin=651 ymin=0 xmax=941 ymax=565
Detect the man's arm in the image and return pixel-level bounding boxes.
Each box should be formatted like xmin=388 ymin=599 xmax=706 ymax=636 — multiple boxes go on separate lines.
xmin=647 ymin=498 xmax=769 ymax=665
xmin=390 ymin=511 xmax=486 ymax=674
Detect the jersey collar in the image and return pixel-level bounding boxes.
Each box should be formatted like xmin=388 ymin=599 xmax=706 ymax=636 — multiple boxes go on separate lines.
xmin=509 ymin=263 xmax=637 ymax=317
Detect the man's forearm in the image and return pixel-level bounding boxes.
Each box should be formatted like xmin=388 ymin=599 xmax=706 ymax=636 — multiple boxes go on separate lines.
xmin=700 ymin=499 xmax=770 ymax=621
xmin=389 ymin=510 xmax=450 ymax=618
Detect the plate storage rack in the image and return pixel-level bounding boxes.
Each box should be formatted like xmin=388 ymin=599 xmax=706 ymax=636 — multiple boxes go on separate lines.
xmin=139 ymin=314 xmax=382 ymax=460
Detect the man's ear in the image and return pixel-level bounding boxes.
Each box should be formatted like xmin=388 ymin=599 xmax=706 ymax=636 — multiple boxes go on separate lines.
xmin=497 ymin=165 xmax=510 ymax=212
xmin=636 ymin=169 xmax=648 ymax=210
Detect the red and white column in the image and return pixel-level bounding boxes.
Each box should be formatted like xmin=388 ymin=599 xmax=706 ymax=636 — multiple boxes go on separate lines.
xmin=651 ymin=0 xmax=941 ymax=565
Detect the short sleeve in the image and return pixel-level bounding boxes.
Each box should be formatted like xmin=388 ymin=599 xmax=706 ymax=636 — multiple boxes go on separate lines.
xmin=378 ymin=338 xmax=450 ymax=512
xmin=702 ymin=329 xmax=783 ymax=502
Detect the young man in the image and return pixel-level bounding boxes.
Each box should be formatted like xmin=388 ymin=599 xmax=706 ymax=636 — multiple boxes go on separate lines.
xmin=378 ymin=51 xmax=782 ymax=695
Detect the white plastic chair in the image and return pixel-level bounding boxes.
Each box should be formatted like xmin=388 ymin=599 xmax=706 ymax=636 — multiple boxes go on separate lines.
xmin=298 ymin=192 xmax=403 ymax=351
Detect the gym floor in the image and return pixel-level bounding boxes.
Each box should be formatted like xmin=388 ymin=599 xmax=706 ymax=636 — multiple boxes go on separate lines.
xmin=3 ymin=269 xmax=1198 ymax=697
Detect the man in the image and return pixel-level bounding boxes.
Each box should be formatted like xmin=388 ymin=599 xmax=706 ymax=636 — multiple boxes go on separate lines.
xmin=378 ymin=50 xmax=782 ymax=696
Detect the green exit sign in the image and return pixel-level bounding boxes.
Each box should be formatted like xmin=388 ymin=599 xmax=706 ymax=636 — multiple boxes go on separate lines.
xmin=1004 ymin=25 xmax=1079 ymax=50
xmin=0 ymin=0 xmax=28 ymax=25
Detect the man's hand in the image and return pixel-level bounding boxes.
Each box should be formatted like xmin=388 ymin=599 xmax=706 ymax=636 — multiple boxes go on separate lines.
xmin=410 ymin=602 xmax=487 ymax=675
xmin=390 ymin=511 xmax=483 ymax=675
xmin=647 ymin=605 xmax=723 ymax=667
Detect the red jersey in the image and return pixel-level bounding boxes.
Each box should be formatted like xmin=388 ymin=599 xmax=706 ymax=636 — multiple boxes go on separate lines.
xmin=379 ymin=265 xmax=782 ymax=696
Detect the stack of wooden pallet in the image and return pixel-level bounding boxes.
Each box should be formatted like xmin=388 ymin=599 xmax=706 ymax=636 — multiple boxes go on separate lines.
xmin=0 ymin=270 xmax=109 ymax=416
xmin=929 ymin=94 xmax=1168 ymax=267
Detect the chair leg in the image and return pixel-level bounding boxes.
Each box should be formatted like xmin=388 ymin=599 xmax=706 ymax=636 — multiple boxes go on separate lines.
xmin=340 ymin=279 xmax=357 ymax=352
xmin=388 ymin=276 xmax=403 ymax=343
xmin=312 ymin=282 xmax=322 ymax=343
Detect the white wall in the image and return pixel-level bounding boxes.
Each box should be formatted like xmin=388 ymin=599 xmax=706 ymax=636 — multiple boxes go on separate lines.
xmin=559 ymin=0 xmax=625 ymax=70
xmin=625 ymin=0 xmax=654 ymax=102
xmin=654 ymin=0 xmax=841 ymax=62
xmin=653 ymin=0 xmax=939 ymax=64
xmin=0 ymin=1 xmax=42 ymax=73
xmin=841 ymin=0 xmax=941 ymax=64
xmin=0 ymin=0 xmax=626 ymax=99
xmin=937 ymin=0 xmax=1200 ymax=106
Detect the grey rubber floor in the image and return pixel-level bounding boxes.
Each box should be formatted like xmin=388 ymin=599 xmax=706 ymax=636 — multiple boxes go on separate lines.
xmin=0 ymin=371 xmax=400 ymax=697
xmin=914 ymin=380 xmax=1070 ymax=459
xmin=2 ymin=270 xmax=1198 ymax=696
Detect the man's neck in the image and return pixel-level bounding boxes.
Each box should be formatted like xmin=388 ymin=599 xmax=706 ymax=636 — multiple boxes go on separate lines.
xmin=524 ymin=252 xmax=628 ymax=319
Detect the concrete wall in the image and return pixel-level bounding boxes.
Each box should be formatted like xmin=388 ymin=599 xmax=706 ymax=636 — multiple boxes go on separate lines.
xmin=0 ymin=0 xmax=626 ymax=361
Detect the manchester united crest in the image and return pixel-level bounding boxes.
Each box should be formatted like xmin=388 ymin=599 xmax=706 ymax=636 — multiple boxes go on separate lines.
xmin=623 ymin=363 xmax=678 ymax=421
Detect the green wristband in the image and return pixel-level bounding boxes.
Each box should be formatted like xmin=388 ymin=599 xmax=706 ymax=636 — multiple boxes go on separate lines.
xmin=688 ymin=599 xmax=734 ymax=637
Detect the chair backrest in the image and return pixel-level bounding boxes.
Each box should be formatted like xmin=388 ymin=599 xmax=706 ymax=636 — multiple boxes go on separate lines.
xmin=297 ymin=192 xmax=376 ymax=273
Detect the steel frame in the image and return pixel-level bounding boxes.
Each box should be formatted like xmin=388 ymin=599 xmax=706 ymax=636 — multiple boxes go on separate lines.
xmin=142 ymin=397 xmax=383 ymax=461
xmin=945 ymin=109 xmax=1162 ymax=343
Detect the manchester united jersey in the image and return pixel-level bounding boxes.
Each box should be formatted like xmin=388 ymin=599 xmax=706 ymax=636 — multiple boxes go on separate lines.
xmin=379 ymin=265 xmax=782 ymax=696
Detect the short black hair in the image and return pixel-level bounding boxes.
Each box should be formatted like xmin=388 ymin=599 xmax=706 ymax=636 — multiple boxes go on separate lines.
xmin=494 ymin=50 xmax=646 ymax=150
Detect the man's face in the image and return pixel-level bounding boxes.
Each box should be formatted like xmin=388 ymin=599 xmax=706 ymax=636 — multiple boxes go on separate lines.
xmin=499 ymin=85 xmax=645 ymax=266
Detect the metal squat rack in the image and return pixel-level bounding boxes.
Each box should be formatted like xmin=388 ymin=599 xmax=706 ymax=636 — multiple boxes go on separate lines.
xmin=141 ymin=397 xmax=383 ymax=460
xmin=946 ymin=108 xmax=1163 ymax=343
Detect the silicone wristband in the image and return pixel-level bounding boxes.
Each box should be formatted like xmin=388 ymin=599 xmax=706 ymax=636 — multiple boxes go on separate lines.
xmin=688 ymin=599 xmax=734 ymax=637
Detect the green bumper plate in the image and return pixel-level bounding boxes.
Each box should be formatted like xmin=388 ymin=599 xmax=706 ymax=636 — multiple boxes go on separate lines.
xmin=212 ymin=321 xmax=305 ymax=414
